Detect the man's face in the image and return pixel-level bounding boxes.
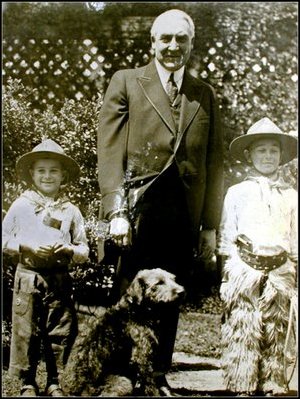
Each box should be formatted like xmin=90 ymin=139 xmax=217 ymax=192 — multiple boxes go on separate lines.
xmin=151 ymin=15 xmax=194 ymax=71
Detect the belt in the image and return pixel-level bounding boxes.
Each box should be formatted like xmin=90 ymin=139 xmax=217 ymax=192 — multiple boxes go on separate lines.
xmin=237 ymin=246 xmax=288 ymax=272
xmin=19 ymin=251 xmax=69 ymax=275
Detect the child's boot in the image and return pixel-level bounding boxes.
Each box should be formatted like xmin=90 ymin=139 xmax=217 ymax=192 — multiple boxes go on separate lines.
xmin=20 ymin=384 xmax=38 ymax=397
xmin=46 ymin=383 xmax=64 ymax=396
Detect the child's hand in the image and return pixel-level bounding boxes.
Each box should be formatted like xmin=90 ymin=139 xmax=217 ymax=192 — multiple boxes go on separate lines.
xmin=34 ymin=244 xmax=54 ymax=259
xmin=20 ymin=243 xmax=53 ymax=259
xmin=52 ymin=243 xmax=74 ymax=259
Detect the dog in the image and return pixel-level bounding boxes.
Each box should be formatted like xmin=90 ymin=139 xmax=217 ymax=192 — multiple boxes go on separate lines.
xmin=61 ymin=268 xmax=185 ymax=396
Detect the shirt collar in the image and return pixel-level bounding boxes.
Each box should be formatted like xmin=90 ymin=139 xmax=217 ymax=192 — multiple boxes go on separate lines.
xmin=154 ymin=58 xmax=185 ymax=92
xmin=21 ymin=189 xmax=70 ymax=213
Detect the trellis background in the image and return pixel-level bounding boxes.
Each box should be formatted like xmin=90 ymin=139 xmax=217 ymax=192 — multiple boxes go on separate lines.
xmin=3 ymin=37 xmax=109 ymax=105
xmin=3 ymin=1 xmax=298 ymax=211
xmin=2 ymin=15 xmax=154 ymax=110
xmin=2 ymin=2 xmax=298 ymax=312
xmin=3 ymin=2 xmax=298 ymax=129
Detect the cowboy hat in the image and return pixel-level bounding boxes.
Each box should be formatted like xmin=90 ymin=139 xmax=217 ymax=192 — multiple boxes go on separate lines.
xmin=229 ymin=117 xmax=298 ymax=165
xmin=16 ymin=139 xmax=80 ymax=183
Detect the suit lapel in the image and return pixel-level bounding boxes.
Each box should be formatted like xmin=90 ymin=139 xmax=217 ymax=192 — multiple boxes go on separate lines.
xmin=178 ymin=72 xmax=201 ymax=136
xmin=137 ymin=63 xmax=202 ymax=138
xmin=137 ymin=61 xmax=177 ymax=134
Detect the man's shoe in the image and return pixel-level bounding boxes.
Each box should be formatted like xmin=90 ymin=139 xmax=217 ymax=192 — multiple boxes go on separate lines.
xmin=159 ymin=384 xmax=173 ymax=397
xmin=156 ymin=375 xmax=174 ymax=397
xmin=46 ymin=384 xmax=64 ymax=397
xmin=20 ymin=385 xmax=38 ymax=397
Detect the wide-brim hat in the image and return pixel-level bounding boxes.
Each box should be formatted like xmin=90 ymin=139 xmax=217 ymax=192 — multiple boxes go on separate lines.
xmin=16 ymin=139 xmax=80 ymax=183
xmin=230 ymin=117 xmax=298 ymax=165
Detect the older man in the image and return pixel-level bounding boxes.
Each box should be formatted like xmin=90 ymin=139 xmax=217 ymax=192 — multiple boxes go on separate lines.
xmin=98 ymin=9 xmax=224 ymax=395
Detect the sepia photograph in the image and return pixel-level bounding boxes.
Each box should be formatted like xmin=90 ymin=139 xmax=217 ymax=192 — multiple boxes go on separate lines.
xmin=2 ymin=2 xmax=298 ymax=397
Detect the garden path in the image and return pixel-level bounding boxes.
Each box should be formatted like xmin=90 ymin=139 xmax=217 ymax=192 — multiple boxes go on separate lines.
xmin=167 ymin=352 xmax=298 ymax=397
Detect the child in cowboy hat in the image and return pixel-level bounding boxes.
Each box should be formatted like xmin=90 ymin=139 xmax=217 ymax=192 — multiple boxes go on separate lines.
xmin=2 ymin=139 xmax=89 ymax=396
xmin=218 ymin=117 xmax=298 ymax=396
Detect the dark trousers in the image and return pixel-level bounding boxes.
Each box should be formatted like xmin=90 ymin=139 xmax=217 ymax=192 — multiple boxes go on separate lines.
xmin=115 ymin=164 xmax=193 ymax=373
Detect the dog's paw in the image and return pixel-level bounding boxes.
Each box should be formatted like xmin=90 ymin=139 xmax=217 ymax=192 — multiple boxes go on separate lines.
xmin=100 ymin=375 xmax=133 ymax=396
xmin=144 ymin=384 xmax=161 ymax=397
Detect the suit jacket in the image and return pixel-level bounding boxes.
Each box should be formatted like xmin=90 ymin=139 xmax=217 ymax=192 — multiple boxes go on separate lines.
xmin=97 ymin=60 xmax=224 ymax=241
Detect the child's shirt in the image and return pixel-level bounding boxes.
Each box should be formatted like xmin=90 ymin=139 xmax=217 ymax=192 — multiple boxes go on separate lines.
xmin=218 ymin=175 xmax=298 ymax=262
xmin=2 ymin=189 xmax=89 ymax=264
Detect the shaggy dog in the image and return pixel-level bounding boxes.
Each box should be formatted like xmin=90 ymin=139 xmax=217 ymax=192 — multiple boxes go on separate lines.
xmin=61 ymin=268 xmax=185 ymax=396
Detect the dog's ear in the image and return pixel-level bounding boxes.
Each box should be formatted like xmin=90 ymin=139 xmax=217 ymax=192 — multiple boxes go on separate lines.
xmin=125 ymin=274 xmax=146 ymax=305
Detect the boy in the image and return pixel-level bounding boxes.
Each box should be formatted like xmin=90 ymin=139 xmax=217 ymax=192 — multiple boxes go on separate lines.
xmin=218 ymin=117 xmax=297 ymax=396
xmin=2 ymin=139 xmax=89 ymax=396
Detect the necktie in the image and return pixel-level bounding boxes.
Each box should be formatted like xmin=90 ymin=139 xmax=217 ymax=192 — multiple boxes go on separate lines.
xmin=166 ymin=73 xmax=178 ymax=104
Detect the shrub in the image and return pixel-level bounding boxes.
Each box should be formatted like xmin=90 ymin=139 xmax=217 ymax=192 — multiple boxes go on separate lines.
xmin=2 ymin=78 xmax=115 ymax=327
xmin=2 ymin=3 xmax=298 ymax=369
xmin=2 ymin=0 xmax=298 ymax=324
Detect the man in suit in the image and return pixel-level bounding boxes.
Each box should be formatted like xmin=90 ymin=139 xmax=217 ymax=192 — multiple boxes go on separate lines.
xmin=97 ymin=9 xmax=224 ymax=395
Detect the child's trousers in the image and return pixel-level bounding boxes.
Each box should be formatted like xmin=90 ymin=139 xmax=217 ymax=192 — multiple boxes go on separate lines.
xmin=9 ymin=263 xmax=77 ymax=385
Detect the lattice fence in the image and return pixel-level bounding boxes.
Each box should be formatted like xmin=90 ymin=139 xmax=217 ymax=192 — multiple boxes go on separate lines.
xmin=2 ymin=38 xmax=110 ymax=108
xmin=2 ymin=17 xmax=153 ymax=110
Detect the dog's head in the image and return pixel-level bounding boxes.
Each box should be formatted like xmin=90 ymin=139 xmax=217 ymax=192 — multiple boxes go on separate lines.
xmin=125 ymin=268 xmax=185 ymax=307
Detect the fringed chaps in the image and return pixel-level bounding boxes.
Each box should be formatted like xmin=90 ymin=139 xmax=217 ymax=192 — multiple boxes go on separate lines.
xmin=220 ymin=250 xmax=296 ymax=394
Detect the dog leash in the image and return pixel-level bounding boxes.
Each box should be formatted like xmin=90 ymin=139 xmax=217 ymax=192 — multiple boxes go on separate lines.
xmin=283 ymin=291 xmax=298 ymax=390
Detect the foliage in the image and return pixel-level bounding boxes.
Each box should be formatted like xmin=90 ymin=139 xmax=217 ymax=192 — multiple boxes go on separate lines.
xmin=3 ymin=309 xmax=222 ymax=396
xmin=3 ymin=3 xmax=297 ymax=118
xmin=2 ymin=3 xmax=298 ymax=319
xmin=3 ymin=77 xmax=102 ymax=214
xmin=2 ymin=79 xmax=38 ymax=179
xmin=211 ymin=2 xmax=297 ymax=144
xmin=71 ymin=263 xmax=116 ymax=306
xmin=3 ymin=2 xmax=297 ymax=183
xmin=2 ymin=78 xmax=114 ymax=324
xmin=3 ymin=2 xmax=98 ymax=39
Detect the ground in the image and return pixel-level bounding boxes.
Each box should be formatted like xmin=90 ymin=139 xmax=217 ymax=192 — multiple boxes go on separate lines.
xmin=2 ymin=290 xmax=223 ymax=397
xmin=2 ymin=289 xmax=297 ymax=397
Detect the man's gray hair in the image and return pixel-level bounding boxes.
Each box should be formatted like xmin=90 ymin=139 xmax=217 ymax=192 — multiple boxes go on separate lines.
xmin=151 ymin=9 xmax=195 ymax=39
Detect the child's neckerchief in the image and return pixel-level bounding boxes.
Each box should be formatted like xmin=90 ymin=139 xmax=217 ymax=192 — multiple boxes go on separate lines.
xmin=21 ymin=189 xmax=70 ymax=214
xmin=245 ymin=168 xmax=291 ymax=190
xmin=245 ymin=168 xmax=291 ymax=212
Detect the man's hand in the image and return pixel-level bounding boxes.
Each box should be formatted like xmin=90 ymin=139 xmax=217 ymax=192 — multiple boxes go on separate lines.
xmin=110 ymin=217 xmax=132 ymax=247
xmin=198 ymin=229 xmax=216 ymax=261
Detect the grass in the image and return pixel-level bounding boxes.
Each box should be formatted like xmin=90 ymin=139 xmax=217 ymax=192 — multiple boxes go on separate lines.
xmin=2 ymin=289 xmax=223 ymax=397
xmin=175 ymin=310 xmax=222 ymax=359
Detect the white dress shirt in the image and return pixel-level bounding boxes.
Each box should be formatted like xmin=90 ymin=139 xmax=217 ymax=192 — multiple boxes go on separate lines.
xmin=155 ymin=58 xmax=184 ymax=94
